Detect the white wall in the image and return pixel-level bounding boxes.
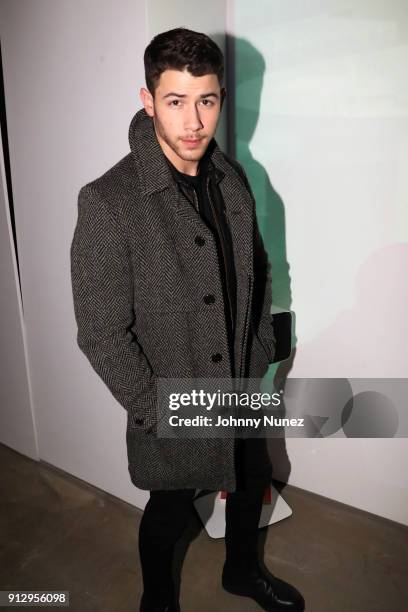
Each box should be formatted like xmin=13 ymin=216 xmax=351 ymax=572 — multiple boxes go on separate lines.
xmin=0 ymin=0 xmax=149 ymax=509
xmin=231 ymin=0 xmax=408 ymax=524
xmin=0 ymin=126 xmax=36 ymax=460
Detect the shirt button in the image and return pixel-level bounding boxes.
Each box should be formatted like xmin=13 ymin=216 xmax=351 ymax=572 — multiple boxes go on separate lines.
xmin=211 ymin=353 xmax=223 ymax=363
xmin=195 ymin=235 xmax=205 ymax=246
xmin=203 ymin=294 xmax=215 ymax=304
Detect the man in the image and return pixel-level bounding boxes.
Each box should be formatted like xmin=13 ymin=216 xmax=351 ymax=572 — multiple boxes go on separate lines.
xmin=70 ymin=28 xmax=304 ymax=612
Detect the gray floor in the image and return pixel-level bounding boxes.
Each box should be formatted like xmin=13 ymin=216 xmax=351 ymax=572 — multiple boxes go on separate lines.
xmin=1 ymin=443 xmax=407 ymax=612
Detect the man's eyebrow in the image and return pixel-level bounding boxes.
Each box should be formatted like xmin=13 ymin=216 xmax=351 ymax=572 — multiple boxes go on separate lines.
xmin=162 ymin=92 xmax=220 ymax=99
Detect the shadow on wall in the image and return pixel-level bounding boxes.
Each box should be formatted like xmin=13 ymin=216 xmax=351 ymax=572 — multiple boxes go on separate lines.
xmin=226 ymin=34 xmax=295 ymax=490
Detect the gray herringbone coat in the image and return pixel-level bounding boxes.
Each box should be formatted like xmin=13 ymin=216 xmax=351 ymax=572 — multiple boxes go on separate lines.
xmin=70 ymin=108 xmax=276 ymax=491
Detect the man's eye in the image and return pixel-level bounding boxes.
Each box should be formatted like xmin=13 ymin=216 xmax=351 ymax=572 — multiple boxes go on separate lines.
xmin=201 ymin=99 xmax=214 ymax=106
xmin=170 ymin=100 xmax=181 ymax=106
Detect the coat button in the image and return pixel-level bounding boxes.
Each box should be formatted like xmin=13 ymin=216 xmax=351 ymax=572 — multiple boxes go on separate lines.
xmin=195 ymin=235 xmax=205 ymax=246
xmin=203 ymin=294 xmax=215 ymax=304
xmin=133 ymin=417 xmax=144 ymax=425
xmin=211 ymin=353 xmax=223 ymax=362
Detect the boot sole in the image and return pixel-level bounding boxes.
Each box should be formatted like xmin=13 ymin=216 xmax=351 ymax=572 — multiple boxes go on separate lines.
xmin=222 ymin=577 xmax=305 ymax=612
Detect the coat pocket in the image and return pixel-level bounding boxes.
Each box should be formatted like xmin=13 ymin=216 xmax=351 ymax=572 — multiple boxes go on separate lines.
xmin=252 ymin=329 xmax=272 ymax=365
xmin=247 ymin=322 xmax=271 ymax=378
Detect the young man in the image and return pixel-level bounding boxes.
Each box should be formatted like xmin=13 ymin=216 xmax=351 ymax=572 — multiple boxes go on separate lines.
xmin=71 ymin=28 xmax=304 ymax=612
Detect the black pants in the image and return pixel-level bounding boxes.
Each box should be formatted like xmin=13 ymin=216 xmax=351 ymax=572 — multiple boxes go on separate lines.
xmin=138 ymin=437 xmax=272 ymax=603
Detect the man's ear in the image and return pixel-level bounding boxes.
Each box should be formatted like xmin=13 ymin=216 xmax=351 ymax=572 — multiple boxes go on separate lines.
xmin=139 ymin=87 xmax=155 ymax=117
xmin=220 ymin=87 xmax=227 ymax=110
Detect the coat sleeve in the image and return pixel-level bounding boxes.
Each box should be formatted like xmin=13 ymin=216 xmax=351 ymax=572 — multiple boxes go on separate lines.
xmin=70 ymin=184 xmax=157 ymax=430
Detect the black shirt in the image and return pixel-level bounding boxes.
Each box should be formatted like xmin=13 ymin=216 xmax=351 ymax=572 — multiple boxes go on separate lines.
xmin=165 ymin=154 xmax=237 ymax=375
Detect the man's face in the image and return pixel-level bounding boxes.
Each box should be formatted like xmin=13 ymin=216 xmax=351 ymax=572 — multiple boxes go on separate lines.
xmin=140 ymin=69 xmax=225 ymax=174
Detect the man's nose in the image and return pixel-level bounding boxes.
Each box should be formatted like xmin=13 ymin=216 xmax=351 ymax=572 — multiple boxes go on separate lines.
xmin=184 ymin=105 xmax=203 ymax=131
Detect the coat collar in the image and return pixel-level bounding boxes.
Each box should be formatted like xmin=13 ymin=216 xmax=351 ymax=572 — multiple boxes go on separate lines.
xmin=128 ymin=107 xmax=231 ymax=197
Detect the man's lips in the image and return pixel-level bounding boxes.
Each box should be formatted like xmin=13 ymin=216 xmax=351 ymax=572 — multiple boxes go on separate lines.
xmin=181 ymin=137 xmax=203 ymax=147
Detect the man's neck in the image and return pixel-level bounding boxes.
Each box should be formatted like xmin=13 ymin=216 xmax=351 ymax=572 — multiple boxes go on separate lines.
xmin=174 ymin=161 xmax=199 ymax=176
xmin=162 ymin=147 xmax=199 ymax=176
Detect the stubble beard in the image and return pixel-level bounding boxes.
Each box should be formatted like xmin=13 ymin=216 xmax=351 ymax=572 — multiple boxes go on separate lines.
xmin=153 ymin=115 xmax=206 ymax=163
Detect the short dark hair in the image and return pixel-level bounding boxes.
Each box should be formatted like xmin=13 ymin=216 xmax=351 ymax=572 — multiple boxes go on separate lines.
xmin=144 ymin=27 xmax=224 ymax=95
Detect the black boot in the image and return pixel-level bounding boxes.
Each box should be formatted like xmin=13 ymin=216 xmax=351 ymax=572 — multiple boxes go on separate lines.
xmin=222 ymin=563 xmax=305 ymax=611
xmin=139 ymin=592 xmax=180 ymax=612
